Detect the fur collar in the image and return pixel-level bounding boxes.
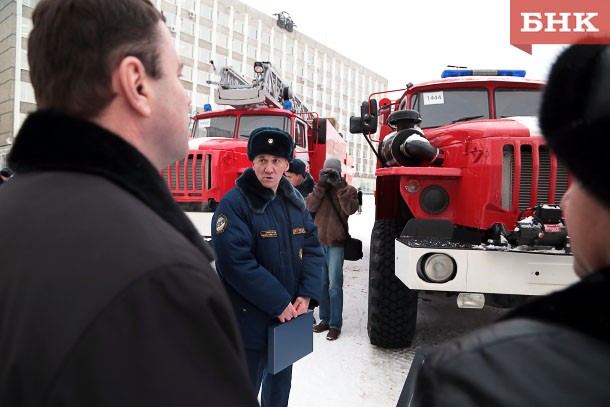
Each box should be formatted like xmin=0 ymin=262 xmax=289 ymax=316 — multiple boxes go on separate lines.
xmin=236 ymin=167 xmax=305 ymax=214
xmin=502 ymin=266 xmax=610 ymax=344
xmin=8 ymin=110 xmax=214 ymax=261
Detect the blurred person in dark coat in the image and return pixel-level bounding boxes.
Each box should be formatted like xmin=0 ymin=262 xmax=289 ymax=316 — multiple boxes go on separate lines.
xmin=0 ymin=1 xmax=257 ymax=405
xmin=285 ymin=158 xmax=315 ymax=198
xmin=0 ymin=168 xmax=13 ymax=186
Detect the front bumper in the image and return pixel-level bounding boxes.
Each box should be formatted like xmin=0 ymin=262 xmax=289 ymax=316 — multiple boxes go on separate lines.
xmin=395 ymin=238 xmax=577 ymax=296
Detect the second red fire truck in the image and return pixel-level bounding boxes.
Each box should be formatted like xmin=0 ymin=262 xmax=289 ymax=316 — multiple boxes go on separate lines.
xmin=162 ymin=62 xmax=351 ymax=237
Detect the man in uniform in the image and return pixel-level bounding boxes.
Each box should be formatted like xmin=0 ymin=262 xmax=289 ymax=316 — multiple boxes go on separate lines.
xmin=212 ymin=127 xmax=324 ymax=406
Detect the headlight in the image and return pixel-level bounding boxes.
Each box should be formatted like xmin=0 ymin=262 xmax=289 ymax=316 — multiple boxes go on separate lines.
xmin=420 ymin=185 xmax=449 ymax=215
xmin=417 ymin=253 xmax=456 ymax=283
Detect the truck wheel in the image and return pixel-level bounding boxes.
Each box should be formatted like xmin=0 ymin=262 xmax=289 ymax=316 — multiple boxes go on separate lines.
xmin=368 ymin=219 xmax=418 ymax=348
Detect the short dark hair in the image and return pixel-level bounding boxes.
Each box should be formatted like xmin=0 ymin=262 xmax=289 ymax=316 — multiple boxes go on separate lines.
xmin=28 ymin=0 xmax=164 ymax=119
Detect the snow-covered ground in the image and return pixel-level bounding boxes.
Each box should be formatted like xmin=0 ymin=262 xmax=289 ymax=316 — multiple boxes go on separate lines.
xmin=287 ymin=194 xmax=505 ymax=406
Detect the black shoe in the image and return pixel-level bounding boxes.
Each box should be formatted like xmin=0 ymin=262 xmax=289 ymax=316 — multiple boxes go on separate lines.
xmin=313 ymin=322 xmax=330 ymax=333
xmin=326 ymin=328 xmax=341 ymax=341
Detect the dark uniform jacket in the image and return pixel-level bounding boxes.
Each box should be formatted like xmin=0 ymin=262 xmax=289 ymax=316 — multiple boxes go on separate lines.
xmin=306 ymin=182 xmax=358 ymax=246
xmin=0 ymin=110 xmax=258 ymax=406
xmin=403 ymin=267 xmax=610 ymax=407
xmin=296 ymin=172 xmax=315 ymax=198
xmin=211 ymin=169 xmax=324 ymax=350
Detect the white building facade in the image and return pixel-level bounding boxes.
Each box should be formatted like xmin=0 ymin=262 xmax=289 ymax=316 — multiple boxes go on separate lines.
xmin=0 ymin=0 xmax=386 ymax=190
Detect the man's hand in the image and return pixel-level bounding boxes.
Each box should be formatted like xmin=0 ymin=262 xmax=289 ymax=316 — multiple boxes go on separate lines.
xmin=277 ymin=302 xmax=298 ymax=322
xmin=293 ymin=296 xmax=311 ymax=315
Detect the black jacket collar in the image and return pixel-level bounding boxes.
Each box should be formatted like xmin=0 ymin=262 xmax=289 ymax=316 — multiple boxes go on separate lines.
xmin=502 ymin=266 xmax=610 ymax=344
xmin=235 ymin=167 xmax=305 ymax=214
xmin=9 ymin=110 xmax=214 ymax=261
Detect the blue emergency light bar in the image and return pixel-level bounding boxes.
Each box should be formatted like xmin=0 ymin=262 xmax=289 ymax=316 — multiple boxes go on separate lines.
xmin=441 ymin=69 xmax=526 ymax=78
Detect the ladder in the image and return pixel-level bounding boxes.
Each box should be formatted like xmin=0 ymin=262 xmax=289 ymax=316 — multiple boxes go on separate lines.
xmin=213 ymin=62 xmax=308 ymax=113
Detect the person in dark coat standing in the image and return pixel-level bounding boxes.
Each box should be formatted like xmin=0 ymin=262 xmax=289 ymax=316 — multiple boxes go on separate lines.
xmin=0 ymin=168 xmax=13 ymax=186
xmin=0 ymin=1 xmax=257 ymax=406
xmin=212 ymin=127 xmax=325 ymax=407
xmin=400 ymin=43 xmax=610 ymax=406
xmin=286 ymin=158 xmax=315 ymax=198
xmin=357 ymin=188 xmax=363 ymax=214
xmin=307 ymin=157 xmax=359 ymax=341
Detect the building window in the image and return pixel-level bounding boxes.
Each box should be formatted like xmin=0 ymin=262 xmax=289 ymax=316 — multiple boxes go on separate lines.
xmin=199 ymin=47 xmax=211 ymax=63
xmin=181 ymin=19 xmax=195 ymax=35
xmin=218 ymin=12 xmax=230 ymax=28
xmin=199 ymin=26 xmax=212 ymax=42
xmin=199 ymin=4 xmax=213 ymax=19
xmin=247 ymin=45 xmax=256 ymax=59
xmin=248 ymin=25 xmax=257 ymax=40
xmin=181 ymin=65 xmax=193 ymax=81
xmin=179 ymin=41 xmax=193 ymax=59
xmin=262 ymin=30 xmax=271 ymax=45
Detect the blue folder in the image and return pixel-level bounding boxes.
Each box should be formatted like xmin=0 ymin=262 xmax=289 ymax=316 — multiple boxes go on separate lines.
xmin=268 ymin=310 xmax=313 ymax=374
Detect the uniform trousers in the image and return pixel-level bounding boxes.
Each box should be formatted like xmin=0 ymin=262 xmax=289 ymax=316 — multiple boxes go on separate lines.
xmin=245 ymin=348 xmax=292 ymax=407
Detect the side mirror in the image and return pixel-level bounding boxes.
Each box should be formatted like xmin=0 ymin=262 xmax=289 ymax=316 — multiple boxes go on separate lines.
xmin=349 ymin=99 xmax=378 ymax=134
xmin=312 ymin=118 xmax=327 ymax=144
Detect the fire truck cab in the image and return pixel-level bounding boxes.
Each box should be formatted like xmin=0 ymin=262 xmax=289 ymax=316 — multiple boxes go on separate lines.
xmin=351 ymin=69 xmax=577 ymax=348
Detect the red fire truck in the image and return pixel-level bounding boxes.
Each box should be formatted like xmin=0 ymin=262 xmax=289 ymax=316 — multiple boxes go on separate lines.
xmin=162 ymin=62 xmax=350 ymax=237
xmin=350 ymin=69 xmax=577 ymax=348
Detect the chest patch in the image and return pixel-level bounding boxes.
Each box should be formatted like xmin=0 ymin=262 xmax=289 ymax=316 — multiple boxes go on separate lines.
xmin=215 ymin=214 xmax=228 ymax=234
xmin=292 ymin=227 xmax=306 ymax=235
xmin=260 ymin=230 xmax=278 ymax=238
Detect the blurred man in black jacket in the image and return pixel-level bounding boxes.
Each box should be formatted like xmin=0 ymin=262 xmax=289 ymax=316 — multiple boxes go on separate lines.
xmin=0 ymin=1 xmax=257 ymax=405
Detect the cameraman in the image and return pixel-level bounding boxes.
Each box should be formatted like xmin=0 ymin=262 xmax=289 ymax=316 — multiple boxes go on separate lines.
xmin=306 ymin=157 xmax=358 ymax=341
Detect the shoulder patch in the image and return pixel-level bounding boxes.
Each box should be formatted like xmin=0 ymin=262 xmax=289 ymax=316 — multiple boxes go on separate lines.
xmin=215 ymin=214 xmax=228 ymax=234
xmin=292 ymin=227 xmax=306 ymax=235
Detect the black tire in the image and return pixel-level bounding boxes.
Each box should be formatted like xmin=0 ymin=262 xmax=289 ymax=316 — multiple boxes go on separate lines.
xmin=368 ymin=219 xmax=418 ymax=348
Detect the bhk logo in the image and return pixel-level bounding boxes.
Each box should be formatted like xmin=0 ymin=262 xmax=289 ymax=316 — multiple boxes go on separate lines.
xmin=510 ymin=0 xmax=610 ymax=54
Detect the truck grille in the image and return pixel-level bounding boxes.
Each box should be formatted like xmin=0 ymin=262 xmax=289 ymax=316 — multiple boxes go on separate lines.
xmin=502 ymin=144 xmax=568 ymax=211
xmin=162 ymin=153 xmax=210 ymax=193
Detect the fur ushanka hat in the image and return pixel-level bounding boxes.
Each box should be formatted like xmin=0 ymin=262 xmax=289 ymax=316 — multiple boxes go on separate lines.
xmin=539 ymin=43 xmax=610 ymax=209
xmin=247 ymin=127 xmax=294 ymax=162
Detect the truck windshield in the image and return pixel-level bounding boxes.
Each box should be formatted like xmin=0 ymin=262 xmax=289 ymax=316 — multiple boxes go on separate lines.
xmin=237 ymin=115 xmax=291 ymax=139
xmin=192 ymin=115 xmax=236 ymax=138
xmin=411 ymin=89 xmax=490 ymax=129
xmin=494 ymin=88 xmax=542 ymax=118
